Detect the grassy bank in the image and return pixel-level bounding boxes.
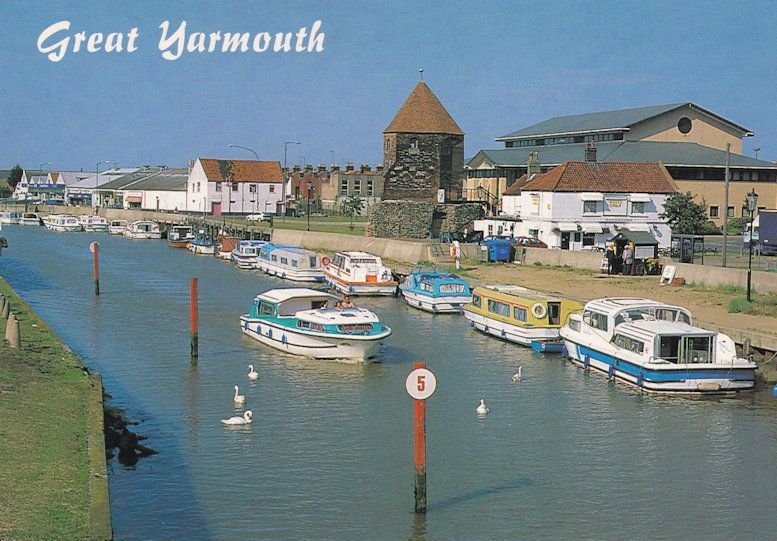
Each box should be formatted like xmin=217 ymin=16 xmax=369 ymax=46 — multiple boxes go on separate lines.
xmin=0 ymin=278 xmax=105 ymax=540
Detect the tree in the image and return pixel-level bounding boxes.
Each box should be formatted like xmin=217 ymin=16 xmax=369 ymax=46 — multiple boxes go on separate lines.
xmin=7 ymin=164 xmax=23 ymax=190
xmin=659 ymin=192 xmax=710 ymax=234
xmin=342 ymin=194 xmax=364 ymax=230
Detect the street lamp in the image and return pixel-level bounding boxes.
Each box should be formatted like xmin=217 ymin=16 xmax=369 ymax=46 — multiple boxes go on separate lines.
xmin=228 ymin=144 xmax=258 ymax=160
xmin=753 ymin=147 xmax=761 ymax=160
xmin=745 ymin=187 xmax=758 ymax=302
xmin=306 ymin=179 xmax=313 ymax=231
xmin=95 ymin=160 xmax=111 ymax=210
xmin=283 ymin=141 xmax=300 ymax=219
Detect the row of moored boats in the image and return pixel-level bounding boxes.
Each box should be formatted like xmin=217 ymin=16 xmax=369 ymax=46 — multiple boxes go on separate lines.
xmin=0 ymin=211 xmax=162 ymax=238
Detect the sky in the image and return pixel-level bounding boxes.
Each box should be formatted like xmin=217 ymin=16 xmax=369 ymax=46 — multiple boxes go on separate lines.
xmin=2 ymin=0 xmax=776 ymax=172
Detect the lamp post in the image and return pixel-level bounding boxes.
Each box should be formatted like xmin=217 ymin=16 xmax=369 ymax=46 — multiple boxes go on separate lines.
xmin=745 ymin=188 xmax=758 ymax=302
xmin=306 ymin=179 xmax=313 ymax=231
xmin=228 ymin=144 xmax=258 ymax=160
xmin=283 ymin=141 xmax=300 ymax=219
xmin=754 ymin=147 xmax=761 ymax=160
xmin=95 ymin=160 xmax=111 ymax=211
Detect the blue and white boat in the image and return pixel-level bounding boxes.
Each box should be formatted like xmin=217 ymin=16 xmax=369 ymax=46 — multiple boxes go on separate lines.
xmin=399 ymin=269 xmax=472 ymax=313
xmin=239 ymin=288 xmax=392 ymax=360
xmin=559 ymin=297 xmax=756 ymax=395
xmin=188 ymin=232 xmax=216 ymax=255
xmin=231 ymin=240 xmax=267 ymax=269
xmin=256 ymin=244 xmax=326 ymax=282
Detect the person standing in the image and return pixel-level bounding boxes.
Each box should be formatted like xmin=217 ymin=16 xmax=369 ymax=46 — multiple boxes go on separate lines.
xmin=450 ymin=240 xmax=462 ymax=270
xmin=605 ymin=242 xmax=615 ymax=275
xmin=622 ymin=243 xmax=634 ymax=276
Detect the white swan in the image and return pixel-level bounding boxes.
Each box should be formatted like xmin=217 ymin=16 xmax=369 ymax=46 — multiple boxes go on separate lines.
xmin=233 ymin=384 xmax=246 ymax=404
xmin=247 ymin=364 xmax=259 ymax=380
xmin=221 ymin=410 xmax=253 ymax=425
xmin=476 ymin=398 xmax=489 ymax=415
xmin=512 ymin=366 xmax=523 ymax=383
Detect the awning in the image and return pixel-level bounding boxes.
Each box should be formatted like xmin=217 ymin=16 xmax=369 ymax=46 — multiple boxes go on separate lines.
xmin=126 ymin=196 xmax=142 ymax=203
xmin=581 ymin=222 xmax=604 ymax=233
xmin=556 ymin=222 xmax=579 ymax=232
xmin=630 ymin=194 xmax=651 ymax=202
xmin=625 ymin=223 xmax=652 ymax=232
xmin=581 ymin=192 xmax=603 ymax=201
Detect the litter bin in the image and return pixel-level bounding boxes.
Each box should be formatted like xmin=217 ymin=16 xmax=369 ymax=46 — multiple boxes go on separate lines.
xmin=483 ymin=239 xmax=515 ymax=262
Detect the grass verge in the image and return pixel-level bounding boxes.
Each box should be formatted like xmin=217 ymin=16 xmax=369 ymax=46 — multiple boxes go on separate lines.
xmin=0 ymin=278 xmax=97 ymax=540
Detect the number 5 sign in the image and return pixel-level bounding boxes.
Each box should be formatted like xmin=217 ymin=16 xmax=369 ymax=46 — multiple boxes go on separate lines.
xmin=406 ymin=368 xmax=437 ymax=400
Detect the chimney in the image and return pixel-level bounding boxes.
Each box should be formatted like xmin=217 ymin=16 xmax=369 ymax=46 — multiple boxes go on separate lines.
xmin=375 ymin=164 xmax=384 ymax=173
xmin=345 ymin=162 xmax=355 ymax=172
xmin=360 ymin=163 xmax=371 ymax=173
xmin=188 ymin=159 xmax=194 ymax=174
xmin=527 ymin=151 xmax=541 ymax=176
xmin=585 ymin=142 xmax=597 ymax=162
xmin=293 ymin=164 xmax=301 ymax=172
xmin=331 ymin=163 xmax=340 ymax=172
xmin=304 ymin=164 xmax=314 ymax=172
xmin=317 ymin=163 xmax=326 ymax=173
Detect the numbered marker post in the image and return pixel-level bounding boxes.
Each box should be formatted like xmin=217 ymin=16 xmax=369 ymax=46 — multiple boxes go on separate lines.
xmin=89 ymin=241 xmax=100 ymax=295
xmin=190 ymin=277 xmax=198 ymax=359
xmin=406 ymin=362 xmax=436 ymax=513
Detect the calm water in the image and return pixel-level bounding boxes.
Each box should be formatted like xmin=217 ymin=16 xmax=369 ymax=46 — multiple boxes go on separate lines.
xmin=2 ymin=226 xmax=777 ymax=540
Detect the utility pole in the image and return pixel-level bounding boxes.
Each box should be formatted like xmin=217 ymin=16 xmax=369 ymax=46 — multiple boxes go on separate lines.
xmin=722 ymin=143 xmax=730 ymax=267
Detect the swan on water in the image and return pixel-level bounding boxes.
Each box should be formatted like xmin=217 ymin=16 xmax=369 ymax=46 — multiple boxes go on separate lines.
xmin=233 ymin=384 xmax=246 ymax=404
xmin=512 ymin=366 xmax=523 ymax=383
xmin=221 ymin=410 xmax=253 ymax=425
xmin=248 ymin=364 xmax=259 ymax=380
xmin=476 ymin=398 xmax=489 ymax=415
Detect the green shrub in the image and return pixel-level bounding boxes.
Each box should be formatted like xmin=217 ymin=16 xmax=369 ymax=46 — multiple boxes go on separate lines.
xmin=728 ymin=296 xmax=752 ymax=313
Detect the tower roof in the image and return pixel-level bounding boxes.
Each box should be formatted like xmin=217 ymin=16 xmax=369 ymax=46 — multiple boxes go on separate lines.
xmin=384 ymin=81 xmax=464 ymax=136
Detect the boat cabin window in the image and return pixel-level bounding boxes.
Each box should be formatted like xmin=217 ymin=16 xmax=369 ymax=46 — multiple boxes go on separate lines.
xmin=583 ymin=310 xmax=608 ymax=331
xmin=311 ymin=300 xmax=328 ymax=309
xmin=614 ymin=309 xmax=647 ymax=326
xmin=291 ymin=259 xmax=299 ymax=268
xmin=337 ymin=323 xmax=374 ymax=333
xmin=420 ymin=282 xmax=434 ymax=292
xmin=683 ymin=336 xmax=712 ymax=363
xmin=547 ymin=302 xmax=561 ymax=325
xmin=271 ymin=255 xmax=278 ymax=262
xmin=472 ymin=294 xmax=481 ymax=308
xmin=439 ymin=283 xmax=466 ymax=294
xmin=513 ymin=306 xmax=527 ymax=322
xmin=258 ymin=301 xmax=275 ymax=316
xmin=297 ymin=320 xmax=324 ymax=331
xmin=280 ymin=257 xmax=288 ymax=265
xmin=351 ymin=258 xmax=377 ymax=265
xmin=613 ymin=333 xmax=644 ymax=353
xmin=309 ymin=256 xmax=318 ymax=268
xmin=658 ymin=336 xmax=680 ymax=363
xmin=332 ymin=254 xmax=345 ymax=268
xmin=488 ymin=300 xmax=510 ymax=317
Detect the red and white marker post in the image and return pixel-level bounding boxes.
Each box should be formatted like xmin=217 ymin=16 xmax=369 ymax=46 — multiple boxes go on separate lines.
xmin=89 ymin=242 xmax=100 ymax=295
xmin=405 ymin=362 xmax=437 ymax=513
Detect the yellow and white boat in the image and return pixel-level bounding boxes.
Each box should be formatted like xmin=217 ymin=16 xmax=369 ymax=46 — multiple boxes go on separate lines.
xmin=464 ymin=285 xmax=583 ymax=348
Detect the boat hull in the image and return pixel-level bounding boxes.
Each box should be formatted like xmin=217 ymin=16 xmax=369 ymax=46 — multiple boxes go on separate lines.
xmin=324 ymin=273 xmax=397 ymax=296
xmin=400 ymin=289 xmax=470 ymax=313
xmin=464 ymin=311 xmax=559 ymax=346
xmin=258 ymin=261 xmax=325 ymax=282
xmin=190 ymin=244 xmax=215 ymax=255
xmin=239 ymin=315 xmax=388 ymax=360
xmin=560 ymin=332 xmax=755 ymax=394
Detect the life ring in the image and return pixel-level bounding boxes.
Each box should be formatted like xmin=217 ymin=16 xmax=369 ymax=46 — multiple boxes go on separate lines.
xmin=321 ymin=256 xmax=331 ymax=266
xmin=531 ymin=303 xmax=547 ymax=319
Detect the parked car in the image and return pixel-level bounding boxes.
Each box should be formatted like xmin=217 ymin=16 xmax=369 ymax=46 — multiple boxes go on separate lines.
xmin=245 ymin=212 xmax=270 ymax=222
xmin=512 ymin=236 xmax=548 ymax=249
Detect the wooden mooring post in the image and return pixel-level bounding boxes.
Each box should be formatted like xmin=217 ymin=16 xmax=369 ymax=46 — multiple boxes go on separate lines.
xmin=190 ymin=277 xmax=198 ymax=359
xmin=90 ymin=242 xmax=100 ymax=295
xmin=405 ymin=362 xmax=437 ymax=513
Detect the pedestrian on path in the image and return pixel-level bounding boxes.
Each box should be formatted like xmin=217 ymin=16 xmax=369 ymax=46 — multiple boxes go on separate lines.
xmin=450 ymin=240 xmax=461 ymax=270
xmin=622 ymin=243 xmax=634 ymax=275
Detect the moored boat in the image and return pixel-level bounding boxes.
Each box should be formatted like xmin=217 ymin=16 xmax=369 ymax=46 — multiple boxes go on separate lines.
xmin=464 ymin=285 xmax=583 ymax=346
xmin=42 ymin=214 xmax=81 ymax=232
xmin=78 ymin=214 xmax=109 ymax=232
xmin=168 ymin=225 xmax=195 ymax=248
xmin=189 ymin=232 xmax=216 ymax=255
xmin=108 ymin=219 xmax=128 ymax=235
xmin=0 ymin=211 xmax=21 ymax=224
xmin=559 ymin=297 xmax=756 ymax=395
xmin=124 ymin=220 xmax=161 ymax=239
xmin=399 ymin=269 xmax=471 ymax=313
xmin=19 ymin=212 xmax=42 ymax=226
xmin=216 ymin=237 xmax=239 ymax=259
xmin=239 ymin=288 xmax=392 ymax=360
xmin=322 ymin=251 xmax=398 ymax=296
xmin=232 ymin=240 xmax=267 ymax=269
xmin=257 ymin=244 xmax=326 ymax=281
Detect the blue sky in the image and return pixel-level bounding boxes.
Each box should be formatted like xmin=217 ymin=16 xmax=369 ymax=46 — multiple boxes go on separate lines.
xmin=1 ymin=0 xmax=775 ymax=172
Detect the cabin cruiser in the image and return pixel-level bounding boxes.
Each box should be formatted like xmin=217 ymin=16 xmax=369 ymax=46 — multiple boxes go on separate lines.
xmin=559 ymin=297 xmax=756 ymax=394
xmin=19 ymin=212 xmax=42 ymax=226
xmin=124 ymin=220 xmax=161 ymax=239
xmin=399 ymin=269 xmax=471 ymax=313
xmin=239 ymin=288 xmax=392 ymax=360
xmin=232 ymin=240 xmax=267 ymax=269
xmin=78 ymin=214 xmax=109 ymax=232
xmin=42 ymin=214 xmax=81 ymax=232
xmin=0 ymin=211 xmax=21 ymax=224
xmin=322 ymin=251 xmax=398 ymax=296
xmin=189 ymin=232 xmax=216 ymax=255
xmin=168 ymin=225 xmax=195 ymax=248
xmin=108 ymin=219 xmax=128 ymax=235
xmin=257 ymin=244 xmax=325 ymax=281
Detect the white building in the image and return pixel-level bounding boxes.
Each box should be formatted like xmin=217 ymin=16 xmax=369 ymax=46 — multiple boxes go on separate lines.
xmin=187 ymin=158 xmax=283 ymax=215
xmin=65 ymin=168 xmax=139 ymax=207
xmin=474 ymin=161 xmax=678 ymax=249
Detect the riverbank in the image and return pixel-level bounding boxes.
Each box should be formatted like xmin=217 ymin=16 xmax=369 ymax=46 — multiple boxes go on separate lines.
xmin=0 ymin=278 xmax=111 ymax=540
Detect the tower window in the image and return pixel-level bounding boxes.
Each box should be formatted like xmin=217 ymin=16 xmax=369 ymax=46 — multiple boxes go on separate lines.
xmin=410 ymin=139 xmax=418 ymax=149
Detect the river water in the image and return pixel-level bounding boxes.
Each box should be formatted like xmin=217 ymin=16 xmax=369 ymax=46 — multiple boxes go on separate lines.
xmin=2 ymin=226 xmax=777 ymax=540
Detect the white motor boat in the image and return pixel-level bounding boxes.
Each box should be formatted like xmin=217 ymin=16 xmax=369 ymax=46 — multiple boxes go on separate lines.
xmin=322 ymin=251 xmax=398 ymax=295
xmin=42 ymin=214 xmax=81 ymax=232
xmin=256 ymin=244 xmax=325 ymax=281
xmin=78 ymin=215 xmax=109 ymax=232
xmin=108 ymin=220 xmax=128 ymax=235
xmin=124 ymin=220 xmax=161 ymax=239
xmin=19 ymin=212 xmax=42 ymax=226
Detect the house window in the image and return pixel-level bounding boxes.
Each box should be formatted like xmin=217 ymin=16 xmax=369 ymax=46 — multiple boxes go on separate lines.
xmin=354 ymin=178 xmax=361 ymax=192
xmin=231 ymin=183 xmax=238 ymax=192
xmin=215 ymin=182 xmax=222 ymax=192
xmin=727 ymin=206 xmax=735 ymax=218
xmin=249 ymin=184 xmax=257 ymax=193
xmin=367 ymin=179 xmax=374 ymax=196
xmin=631 ymin=202 xmax=645 ymax=214
xmin=583 ymin=233 xmax=595 ymax=246
xmin=583 ymin=201 xmax=598 ymax=214
xmin=196 ymin=182 xmax=200 ymax=192
xmin=269 ymin=185 xmax=275 ymax=193
xmin=410 ymin=139 xmax=418 ymax=149
xmin=529 ymin=229 xmax=539 ymax=237
xmin=340 ymin=179 xmax=348 ymax=195
xmin=709 ymin=206 xmax=719 ymax=218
